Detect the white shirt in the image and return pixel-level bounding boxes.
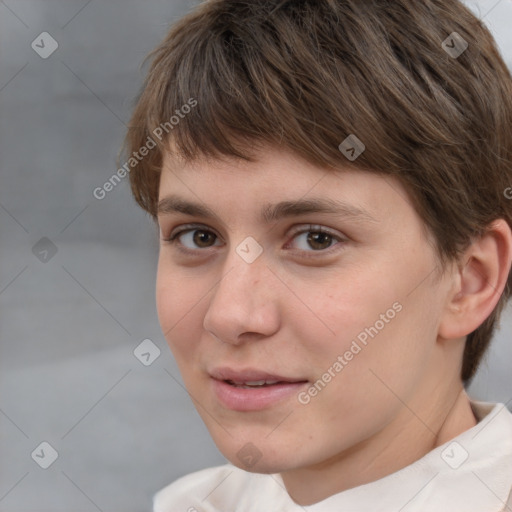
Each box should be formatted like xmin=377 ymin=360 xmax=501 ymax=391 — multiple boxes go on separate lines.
xmin=153 ymin=401 xmax=512 ymax=511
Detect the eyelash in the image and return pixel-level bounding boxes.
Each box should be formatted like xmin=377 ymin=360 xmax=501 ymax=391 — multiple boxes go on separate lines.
xmin=161 ymin=223 xmax=346 ymax=258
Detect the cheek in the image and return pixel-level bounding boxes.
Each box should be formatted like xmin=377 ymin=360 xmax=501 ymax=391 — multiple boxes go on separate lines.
xmin=291 ymin=260 xmax=432 ymax=393
xmin=290 ymin=268 xmax=392 ymax=358
xmin=155 ymin=262 xmax=206 ymax=355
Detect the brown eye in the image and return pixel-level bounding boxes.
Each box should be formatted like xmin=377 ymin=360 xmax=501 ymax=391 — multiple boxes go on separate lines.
xmin=289 ymin=227 xmax=341 ymax=252
xmin=192 ymin=230 xmax=217 ymax=248
xmin=167 ymin=225 xmax=222 ymax=250
xmin=306 ymin=231 xmax=334 ymax=251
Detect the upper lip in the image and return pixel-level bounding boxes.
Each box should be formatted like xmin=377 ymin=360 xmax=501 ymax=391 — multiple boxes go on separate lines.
xmin=209 ymin=367 xmax=308 ymax=384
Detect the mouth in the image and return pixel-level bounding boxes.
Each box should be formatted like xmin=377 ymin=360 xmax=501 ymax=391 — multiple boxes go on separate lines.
xmin=224 ymin=379 xmax=294 ymax=389
xmin=209 ymin=367 xmax=309 ymax=411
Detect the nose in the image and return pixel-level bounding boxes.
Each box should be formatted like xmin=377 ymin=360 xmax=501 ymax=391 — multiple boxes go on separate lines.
xmin=203 ymin=253 xmax=280 ymax=345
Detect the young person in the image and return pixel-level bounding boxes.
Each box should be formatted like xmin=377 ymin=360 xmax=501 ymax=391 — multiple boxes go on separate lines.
xmin=124 ymin=0 xmax=512 ymax=510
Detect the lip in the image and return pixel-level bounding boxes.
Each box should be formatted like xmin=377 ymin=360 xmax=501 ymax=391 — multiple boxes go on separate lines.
xmin=209 ymin=367 xmax=306 ymax=384
xmin=209 ymin=367 xmax=309 ymax=411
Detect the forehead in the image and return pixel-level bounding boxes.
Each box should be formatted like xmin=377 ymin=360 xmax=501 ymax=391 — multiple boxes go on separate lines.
xmin=158 ymin=145 xmax=412 ymax=223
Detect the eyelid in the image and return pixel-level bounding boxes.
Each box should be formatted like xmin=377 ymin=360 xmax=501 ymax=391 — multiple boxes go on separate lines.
xmin=284 ymin=224 xmax=346 ymax=254
xmin=287 ymin=224 xmax=345 ymax=239
xmin=164 ymin=223 xmax=222 ymax=242
xmin=161 ymin=222 xmax=347 ymax=257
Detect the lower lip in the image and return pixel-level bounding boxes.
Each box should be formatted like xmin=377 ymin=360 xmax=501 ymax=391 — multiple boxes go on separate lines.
xmin=211 ymin=379 xmax=308 ymax=411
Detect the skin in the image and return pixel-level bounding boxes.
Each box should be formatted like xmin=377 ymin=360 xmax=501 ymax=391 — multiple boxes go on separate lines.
xmin=155 ymin=145 xmax=512 ymax=506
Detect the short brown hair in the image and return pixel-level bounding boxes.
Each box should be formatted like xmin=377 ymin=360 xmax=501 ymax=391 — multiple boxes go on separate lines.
xmin=124 ymin=0 xmax=512 ymax=383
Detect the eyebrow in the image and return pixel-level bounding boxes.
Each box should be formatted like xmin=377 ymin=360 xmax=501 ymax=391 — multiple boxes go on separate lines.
xmin=157 ymin=195 xmax=377 ymax=224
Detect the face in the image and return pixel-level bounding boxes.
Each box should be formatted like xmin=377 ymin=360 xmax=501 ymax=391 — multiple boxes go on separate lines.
xmin=156 ymin=145 xmax=452 ymax=475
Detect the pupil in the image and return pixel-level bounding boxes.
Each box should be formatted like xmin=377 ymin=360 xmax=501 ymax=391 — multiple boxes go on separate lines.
xmin=307 ymin=232 xmax=332 ymax=250
xmin=194 ymin=230 xmax=215 ymax=247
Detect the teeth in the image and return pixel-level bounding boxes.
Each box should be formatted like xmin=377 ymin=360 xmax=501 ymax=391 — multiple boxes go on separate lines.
xmin=229 ymin=380 xmax=281 ymax=387
xmin=245 ymin=380 xmax=278 ymax=386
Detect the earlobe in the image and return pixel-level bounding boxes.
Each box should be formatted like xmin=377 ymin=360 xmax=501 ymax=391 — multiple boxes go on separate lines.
xmin=438 ymin=219 xmax=512 ymax=340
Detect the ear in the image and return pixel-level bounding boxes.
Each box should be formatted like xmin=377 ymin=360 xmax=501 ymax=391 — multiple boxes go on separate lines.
xmin=438 ymin=219 xmax=512 ymax=340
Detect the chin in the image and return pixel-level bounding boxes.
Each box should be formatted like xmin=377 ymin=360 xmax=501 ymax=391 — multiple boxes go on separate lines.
xmin=228 ymin=453 xmax=293 ymax=474
xmin=213 ymin=435 xmax=307 ymax=474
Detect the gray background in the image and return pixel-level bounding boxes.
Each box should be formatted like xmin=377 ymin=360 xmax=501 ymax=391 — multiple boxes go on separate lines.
xmin=1 ymin=0 xmax=511 ymax=510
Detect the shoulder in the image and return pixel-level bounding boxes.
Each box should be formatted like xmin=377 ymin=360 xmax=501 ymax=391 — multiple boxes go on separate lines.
xmin=153 ymin=464 xmax=282 ymax=512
